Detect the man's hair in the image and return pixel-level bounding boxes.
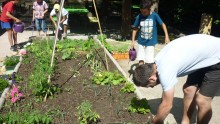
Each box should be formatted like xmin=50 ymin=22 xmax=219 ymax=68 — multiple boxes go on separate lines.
xmin=133 ymin=63 xmax=153 ymax=87
xmin=140 ymin=0 xmax=153 ymax=9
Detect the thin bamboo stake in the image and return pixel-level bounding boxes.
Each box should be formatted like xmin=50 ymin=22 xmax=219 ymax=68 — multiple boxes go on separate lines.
xmin=45 ymin=0 xmax=65 ymax=102
xmin=50 ymin=0 xmax=65 ymax=71
xmin=92 ymin=0 xmax=109 ymax=71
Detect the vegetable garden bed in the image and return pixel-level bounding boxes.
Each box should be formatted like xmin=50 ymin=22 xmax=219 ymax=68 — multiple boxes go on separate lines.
xmin=0 ymin=38 xmax=152 ymax=123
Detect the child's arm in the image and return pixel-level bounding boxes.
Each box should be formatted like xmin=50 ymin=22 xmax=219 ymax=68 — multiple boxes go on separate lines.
xmin=49 ymin=15 xmax=57 ymax=28
xmin=161 ymin=23 xmax=170 ymax=44
xmin=131 ymin=28 xmax=138 ymax=48
xmin=42 ymin=2 xmax=48 ymax=18
xmin=42 ymin=9 xmax=48 ymax=18
xmin=6 ymin=11 xmax=20 ymax=22
xmin=60 ymin=15 xmax=67 ymax=24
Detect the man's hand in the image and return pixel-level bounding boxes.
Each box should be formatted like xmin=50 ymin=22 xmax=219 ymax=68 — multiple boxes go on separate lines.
xmin=152 ymin=87 xmax=174 ymax=124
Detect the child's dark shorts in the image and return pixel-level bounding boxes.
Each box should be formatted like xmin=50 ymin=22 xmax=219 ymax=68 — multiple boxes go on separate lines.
xmin=186 ymin=62 xmax=220 ymax=97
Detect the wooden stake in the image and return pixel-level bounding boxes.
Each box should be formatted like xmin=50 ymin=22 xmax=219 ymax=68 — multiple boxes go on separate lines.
xmin=92 ymin=0 xmax=109 ymax=71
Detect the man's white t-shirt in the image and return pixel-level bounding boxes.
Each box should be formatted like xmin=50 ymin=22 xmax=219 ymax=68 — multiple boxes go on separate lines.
xmin=155 ymin=34 xmax=220 ymax=91
xmin=50 ymin=8 xmax=68 ymax=24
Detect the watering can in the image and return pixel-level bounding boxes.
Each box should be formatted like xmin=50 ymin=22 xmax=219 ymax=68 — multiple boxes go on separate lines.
xmin=129 ymin=48 xmax=137 ymax=61
xmin=13 ymin=22 xmax=25 ymax=33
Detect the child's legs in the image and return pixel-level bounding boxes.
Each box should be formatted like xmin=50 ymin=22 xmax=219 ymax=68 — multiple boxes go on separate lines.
xmin=35 ymin=19 xmax=41 ymax=32
xmin=6 ymin=29 xmax=13 ymax=46
xmin=13 ymin=30 xmax=17 ymax=44
xmin=137 ymin=44 xmax=146 ymax=65
xmin=63 ymin=19 xmax=68 ymax=34
xmin=144 ymin=46 xmax=155 ymax=63
xmin=41 ymin=19 xmax=47 ymax=33
xmin=1 ymin=21 xmax=14 ymax=46
xmin=63 ymin=24 xmax=67 ymax=34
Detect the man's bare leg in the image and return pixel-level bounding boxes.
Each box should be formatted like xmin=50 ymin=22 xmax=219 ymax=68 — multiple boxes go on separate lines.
xmin=181 ymin=84 xmax=198 ymax=124
xmin=196 ymin=93 xmax=212 ymax=124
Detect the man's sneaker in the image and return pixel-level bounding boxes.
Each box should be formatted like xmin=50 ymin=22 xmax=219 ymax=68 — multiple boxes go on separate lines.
xmin=10 ymin=46 xmax=17 ymax=51
xmin=14 ymin=44 xmax=21 ymax=49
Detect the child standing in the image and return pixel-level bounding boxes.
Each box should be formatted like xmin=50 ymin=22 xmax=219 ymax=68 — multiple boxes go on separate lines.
xmin=0 ymin=0 xmax=21 ymax=51
xmin=49 ymin=4 xmax=68 ymax=38
xmin=32 ymin=0 xmax=48 ymax=36
xmin=131 ymin=0 xmax=170 ymax=65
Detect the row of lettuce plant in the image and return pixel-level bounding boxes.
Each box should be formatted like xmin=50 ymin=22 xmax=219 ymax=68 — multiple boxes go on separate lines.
xmin=26 ymin=40 xmax=59 ymax=101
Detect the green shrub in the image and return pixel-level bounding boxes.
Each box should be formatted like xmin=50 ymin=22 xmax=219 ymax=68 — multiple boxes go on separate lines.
xmin=3 ymin=56 xmax=19 ymax=66
xmin=0 ymin=77 xmax=8 ymax=93
xmin=0 ymin=110 xmax=52 ymax=124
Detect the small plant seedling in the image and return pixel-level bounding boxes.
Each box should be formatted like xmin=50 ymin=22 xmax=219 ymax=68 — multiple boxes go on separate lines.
xmin=128 ymin=97 xmax=151 ymax=114
xmin=76 ymin=100 xmax=100 ymax=124
xmin=120 ymin=82 xmax=136 ymax=93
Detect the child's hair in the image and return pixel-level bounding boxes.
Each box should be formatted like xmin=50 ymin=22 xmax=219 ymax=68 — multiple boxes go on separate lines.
xmin=2 ymin=0 xmax=11 ymax=8
xmin=140 ymin=0 xmax=152 ymax=9
xmin=133 ymin=63 xmax=153 ymax=87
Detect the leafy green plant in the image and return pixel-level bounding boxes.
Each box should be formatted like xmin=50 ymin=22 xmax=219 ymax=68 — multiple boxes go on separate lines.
xmin=120 ymin=82 xmax=136 ymax=93
xmin=81 ymin=38 xmax=99 ymax=51
xmin=56 ymin=39 xmax=80 ymax=60
xmin=3 ymin=56 xmax=19 ymax=66
xmin=76 ymin=100 xmax=100 ymax=124
xmin=0 ymin=110 xmax=52 ymax=124
xmin=92 ymin=71 xmax=126 ymax=86
xmin=128 ymin=97 xmax=151 ymax=114
xmin=61 ymin=48 xmax=76 ymax=60
xmin=27 ymin=40 xmax=60 ymax=100
xmin=97 ymin=34 xmax=107 ymax=43
xmin=0 ymin=77 xmax=8 ymax=93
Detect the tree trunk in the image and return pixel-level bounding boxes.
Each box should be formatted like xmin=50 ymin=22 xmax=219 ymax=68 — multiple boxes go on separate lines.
xmin=199 ymin=13 xmax=213 ymax=35
xmin=151 ymin=0 xmax=159 ymax=13
xmin=121 ymin=0 xmax=131 ymax=39
xmin=151 ymin=0 xmax=159 ymax=12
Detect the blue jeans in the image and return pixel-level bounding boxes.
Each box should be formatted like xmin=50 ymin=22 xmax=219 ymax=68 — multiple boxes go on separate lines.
xmin=35 ymin=18 xmax=47 ymax=32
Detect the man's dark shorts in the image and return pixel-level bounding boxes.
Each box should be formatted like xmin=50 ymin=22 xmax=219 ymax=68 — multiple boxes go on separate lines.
xmin=186 ymin=62 xmax=220 ymax=97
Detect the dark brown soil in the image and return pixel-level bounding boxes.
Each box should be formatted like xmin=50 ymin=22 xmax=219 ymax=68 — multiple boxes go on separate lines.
xmin=2 ymin=49 xmax=152 ymax=124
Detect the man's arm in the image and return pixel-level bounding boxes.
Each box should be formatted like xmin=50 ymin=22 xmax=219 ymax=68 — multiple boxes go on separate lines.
xmin=152 ymin=87 xmax=174 ymax=124
xmin=161 ymin=23 xmax=170 ymax=44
